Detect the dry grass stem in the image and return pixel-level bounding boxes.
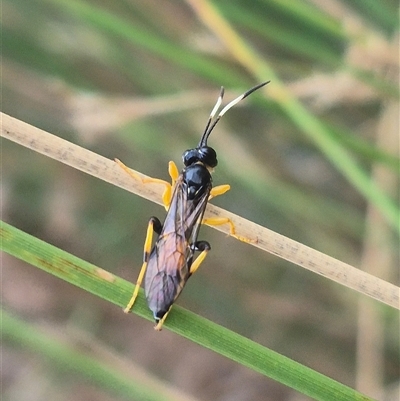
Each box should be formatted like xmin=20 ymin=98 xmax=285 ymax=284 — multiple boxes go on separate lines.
xmin=2 ymin=112 xmax=399 ymax=310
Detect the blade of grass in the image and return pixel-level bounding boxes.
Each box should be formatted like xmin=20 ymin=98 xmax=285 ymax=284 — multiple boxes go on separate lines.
xmin=221 ymin=2 xmax=344 ymax=67
xmin=1 ymin=112 xmax=399 ymax=309
xmin=0 ymin=221 xmax=377 ymax=401
xmin=184 ymin=0 xmax=400 ymax=233
xmin=262 ymin=0 xmax=346 ymax=38
xmin=326 ymin=124 xmax=400 ymax=173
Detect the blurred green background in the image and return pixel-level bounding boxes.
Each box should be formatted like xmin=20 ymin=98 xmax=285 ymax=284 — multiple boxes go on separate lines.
xmin=2 ymin=1 xmax=399 ymax=400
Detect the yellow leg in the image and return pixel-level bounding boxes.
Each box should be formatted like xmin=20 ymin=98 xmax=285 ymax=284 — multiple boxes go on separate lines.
xmin=154 ymin=310 xmax=170 ymax=331
xmin=168 ymin=160 xmax=180 ymax=182
xmin=202 ymin=217 xmax=254 ymax=243
xmin=207 ymin=183 xmax=254 ymax=242
xmin=209 ymin=184 xmax=230 ymax=200
xmin=189 ymin=250 xmax=209 ymax=275
xmin=124 ymin=218 xmax=158 ymax=313
xmin=115 ymin=159 xmax=179 ymax=210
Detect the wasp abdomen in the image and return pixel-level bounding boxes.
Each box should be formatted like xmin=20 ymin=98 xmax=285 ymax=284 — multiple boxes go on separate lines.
xmin=146 ymin=272 xmax=186 ymax=321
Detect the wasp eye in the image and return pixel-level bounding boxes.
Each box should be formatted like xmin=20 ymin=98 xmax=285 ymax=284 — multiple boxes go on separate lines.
xmin=182 ymin=149 xmax=199 ymax=166
xmin=198 ymin=146 xmax=218 ymax=168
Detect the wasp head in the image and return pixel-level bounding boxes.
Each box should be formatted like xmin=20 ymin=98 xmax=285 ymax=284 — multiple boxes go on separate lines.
xmin=182 ymin=146 xmax=217 ymax=169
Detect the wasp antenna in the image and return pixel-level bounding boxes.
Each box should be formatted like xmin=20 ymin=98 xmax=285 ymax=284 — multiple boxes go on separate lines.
xmin=219 ymin=81 xmax=269 ymax=118
xmin=201 ymin=81 xmax=269 ymax=146
xmin=199 ymin=86 xmax=225 ymax=147
xmin=210 ymin=86 xmax=225 ymax=119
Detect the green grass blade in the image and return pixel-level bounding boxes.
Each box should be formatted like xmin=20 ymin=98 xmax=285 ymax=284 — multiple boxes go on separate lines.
xmin=261 ymin=0 xmax=346 ymax=39
xmin=221 ymin=3 xmax=344 ymax=67
xmin=0 ymin=221 xmax=376 ymax=401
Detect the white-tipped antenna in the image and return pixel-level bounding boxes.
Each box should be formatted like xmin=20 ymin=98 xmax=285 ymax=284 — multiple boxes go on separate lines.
xmin=199 ymin=87 xmax=225 ymax=147
xmin=199 ymin=81 xmax=269 ymax=147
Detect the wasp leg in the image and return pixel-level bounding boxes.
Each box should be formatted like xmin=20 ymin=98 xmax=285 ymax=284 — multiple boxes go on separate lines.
xmin=208 ymin=184 xmax=230 ymax=200
xmin=204 ymin=183 xmax=253 ymax=242
xmin=189 ymin=241 xmax=211 ymax=275
xmin=202 ymin=217 xmax=254 ymax=243
xmin=115 ymin=159 xmax=179 ymax=210
xmin=207 ymin=185 xmax=254 ymax=241
xmin=124 ymin=217 xmax=163 ymax=314
xmin=153 ymin=241 xmax=211 ymax=331
xmin=154 ymin=309 xmax=170 ymax=331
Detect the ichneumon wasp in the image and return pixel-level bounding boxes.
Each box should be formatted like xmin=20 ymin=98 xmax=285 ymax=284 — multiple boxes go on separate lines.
xmin=117 ymin=81 xmax=269 ymax=330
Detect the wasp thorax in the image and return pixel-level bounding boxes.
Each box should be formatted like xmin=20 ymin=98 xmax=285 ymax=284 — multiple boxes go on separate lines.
xmin=183 ymin=146 xmax=218 ymax=168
